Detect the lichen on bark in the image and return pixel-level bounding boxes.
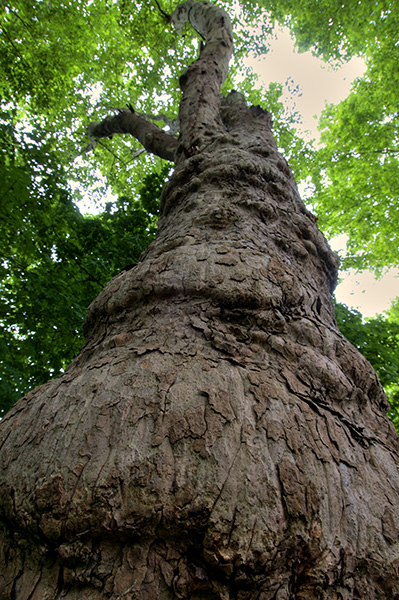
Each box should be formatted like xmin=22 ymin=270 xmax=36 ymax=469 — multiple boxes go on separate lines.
xmin=1 ymin=2 xmax=399 ymax=599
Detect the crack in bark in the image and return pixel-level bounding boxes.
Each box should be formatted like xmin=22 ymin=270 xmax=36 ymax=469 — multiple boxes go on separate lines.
xmin=292 ymin=389 xmax=389 ymax=451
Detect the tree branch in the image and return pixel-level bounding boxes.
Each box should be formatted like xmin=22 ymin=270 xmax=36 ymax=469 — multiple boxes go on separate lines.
xmin=84 ymin=1 xmax=233 ymax=163
xmin=171 ymin=0 xmax=234 ymax=157
xmin=86 ymin=109 xmax=178 ymax=162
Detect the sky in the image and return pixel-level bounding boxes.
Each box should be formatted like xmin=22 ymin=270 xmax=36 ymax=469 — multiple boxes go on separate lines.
xmin=247 ymin=27 xmax=366 ymax=141
xmin=329 ymin=235 xmax=399 ymax=318
xmin=246 ymin=28 xmax=398 ymax=318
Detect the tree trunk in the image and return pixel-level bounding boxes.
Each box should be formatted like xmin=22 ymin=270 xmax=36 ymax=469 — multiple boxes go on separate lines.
xmin=1 ymin=3 xmax=399 ymax=599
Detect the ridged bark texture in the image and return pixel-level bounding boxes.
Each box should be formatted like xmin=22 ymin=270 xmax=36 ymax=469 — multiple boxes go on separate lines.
xmin=1 ymin=3 xmax=399 ymax=599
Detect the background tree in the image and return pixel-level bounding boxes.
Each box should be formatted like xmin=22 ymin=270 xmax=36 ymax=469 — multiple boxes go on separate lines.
xmin=336 ymin=298 xmax=399 ymax=430
xmin=267 ymin=0 xmax=399 ymax=272
xmin=0 ymin=114 xmax=165 ymax=412
xmin=1 ymin=2 xmax=399 ymax=598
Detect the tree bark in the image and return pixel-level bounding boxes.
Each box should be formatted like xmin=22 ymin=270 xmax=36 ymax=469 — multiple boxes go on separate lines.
xmin=86 ymin=110 xmax=178 ymax=162
xmin=1 ymin=2 xmax=399 ymax=599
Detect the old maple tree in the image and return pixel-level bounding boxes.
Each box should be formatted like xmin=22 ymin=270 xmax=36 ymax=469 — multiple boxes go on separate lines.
xmin=1 ymin=2 xmax=399 ymax=598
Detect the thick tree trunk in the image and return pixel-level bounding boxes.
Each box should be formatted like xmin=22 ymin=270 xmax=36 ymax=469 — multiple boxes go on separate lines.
xmin=1 ymin=3 xmax=399 ymax=599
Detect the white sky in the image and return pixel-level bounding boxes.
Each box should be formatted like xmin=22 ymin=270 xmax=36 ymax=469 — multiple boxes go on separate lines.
xmin=247 ymin=28 xmax=399 ymax=318
xmin=329 ymin=234 xmax=398 ymax=318
xmin=247 ymin=27 xmax=366 ymax=141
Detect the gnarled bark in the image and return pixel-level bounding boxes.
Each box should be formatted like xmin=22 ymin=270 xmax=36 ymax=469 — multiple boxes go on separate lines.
xmin=86 ymin=109 xmax=178 ymax=162
xmin=1 ymin=3 xmax=399 ymax=599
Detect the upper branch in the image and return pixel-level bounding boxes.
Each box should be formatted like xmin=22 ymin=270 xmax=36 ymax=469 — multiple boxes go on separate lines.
xmin=84 ymin=2 xmax=232 ymax=163
xmin=87 ymin=110 xmax=178 ymax=162
xmin=171 ymin=1 xmax=233 ymax=157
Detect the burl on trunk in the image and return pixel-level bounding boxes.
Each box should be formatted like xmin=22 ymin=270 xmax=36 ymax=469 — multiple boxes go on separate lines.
xmin=1 ymin=2 xmax=398 ymax=599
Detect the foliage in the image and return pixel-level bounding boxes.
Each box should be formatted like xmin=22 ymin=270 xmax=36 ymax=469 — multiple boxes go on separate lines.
xmin=335 ymin=299 xmax=399 ymax=429
xmin=258 ymin=0 xmax=394 ymax=61
xmin=0 ymin=110 xmax=166 ymax=415
xmin=0 ymin=0 xmax=397 ymax=264
xmin=307 ymin=68 xmax=399 ymax=272
xmin=262 ymin=0 xmax=399 ymax=272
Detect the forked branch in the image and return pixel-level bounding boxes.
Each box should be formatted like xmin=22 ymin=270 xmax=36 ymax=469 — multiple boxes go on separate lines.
xmin=84 ymin=1 xmax=233 ymax=162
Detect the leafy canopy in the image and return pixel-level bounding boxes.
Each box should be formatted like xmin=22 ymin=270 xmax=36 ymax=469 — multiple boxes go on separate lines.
xmin=268 ymin=0 xmax=399 ymax=272
xmin=0 ymin=108 xmax=166 ymax=412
